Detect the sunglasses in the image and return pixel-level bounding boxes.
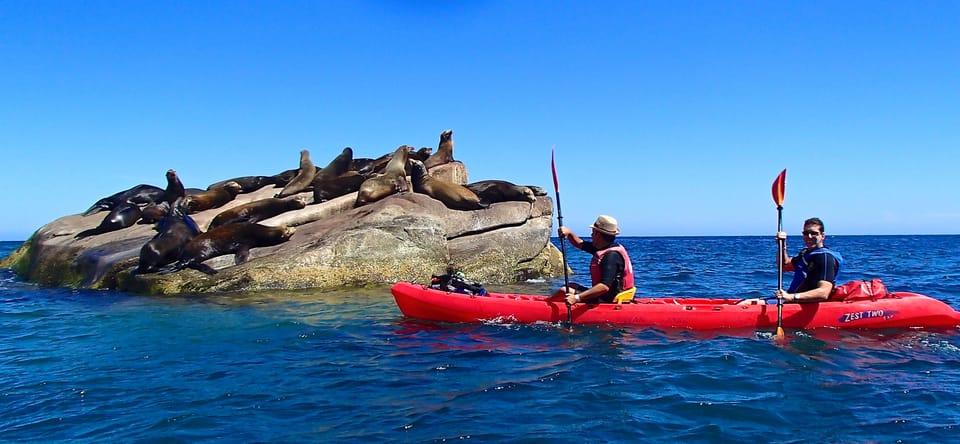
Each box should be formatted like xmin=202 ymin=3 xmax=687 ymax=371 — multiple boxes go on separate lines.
xmin=802 ymin=230 xmax=822 ymax=236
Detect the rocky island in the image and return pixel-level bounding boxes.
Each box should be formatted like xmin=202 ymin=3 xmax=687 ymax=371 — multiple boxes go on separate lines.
xmin=0 ymin=131 xmax=565 ymax=295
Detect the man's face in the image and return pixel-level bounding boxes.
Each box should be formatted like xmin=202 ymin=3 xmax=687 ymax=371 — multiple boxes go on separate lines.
xmin=801 ymin=224 xmax=824 ymax=249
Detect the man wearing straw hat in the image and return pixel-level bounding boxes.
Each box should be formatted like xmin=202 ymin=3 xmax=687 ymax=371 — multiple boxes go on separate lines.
xmin=553 ymin=215 xmax=636 ymax=304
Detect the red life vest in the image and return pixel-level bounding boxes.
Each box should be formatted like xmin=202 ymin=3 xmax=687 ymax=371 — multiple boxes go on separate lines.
xmin=589 ymin=244 xmax=635 ymax=292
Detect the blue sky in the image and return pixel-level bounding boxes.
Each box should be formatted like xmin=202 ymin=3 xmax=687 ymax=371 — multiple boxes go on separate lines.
xmin=2 ymin=1 xmax=958 ymax=241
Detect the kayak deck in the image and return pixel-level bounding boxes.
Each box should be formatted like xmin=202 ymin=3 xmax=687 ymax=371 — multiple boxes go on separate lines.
xmin=391 ymin=282 xmax=960 ymax=330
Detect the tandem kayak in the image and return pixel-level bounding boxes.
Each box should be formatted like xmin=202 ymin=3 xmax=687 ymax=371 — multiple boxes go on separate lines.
xmin=391 ymin=282 xmax=960 ymax=330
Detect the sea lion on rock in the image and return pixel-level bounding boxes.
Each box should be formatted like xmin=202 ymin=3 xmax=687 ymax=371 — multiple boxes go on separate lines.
xmin=183 ymin=181 xmax=242 ymax=213
xmin=276 ymin=150 xmax=316 ymax=198
xmin=526 ymin=185 xmax=548 ymax=197
xmin=465 ymin=180 xmax=537 ymax=205
xmin=349 ymin=157 xmax=377 ymax=176
xmin=135 ymin=204 xmax=201 ymax=274
xmin=351 ymin=145 xmax=424 ymax=177
xmin=270 ymin=168 xmax=299 ymax=187
xmin=163 ymin=169 xmax=186 ymax=205
xmin=139 ymin=201 xmax=171 ymax=224
xmin=355 ymin=145 xmax=412 ymax=206
xmin=312 ymin=171 xmax=366 ymax=203
xmin=76 ymin=200 xmax=143 ymax=238
xmin=312 ymin=147 xmax=354 ymax=182
xmin=207 ymin=176 xmax=277 ymax=194
xmin=207 ymin=196 xmax=308 ymax=230
xmin=411 ymin=147 xmax=433 ymax=162
xmin=163 ymin=223 xmax=296 ymax=275
xmin=409 ymin=160 xmax=487 ymax=211
xmin=82 ymin=184 xmax=164 ymax=216
xmin=424 ymin=129 xmax=455 ymax=169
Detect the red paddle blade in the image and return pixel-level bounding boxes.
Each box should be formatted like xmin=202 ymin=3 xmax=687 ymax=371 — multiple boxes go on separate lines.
xmin=551 ymin=146 xmax=560 ymax=193
xmin=771 ymin=169 xmax=786 ymax=206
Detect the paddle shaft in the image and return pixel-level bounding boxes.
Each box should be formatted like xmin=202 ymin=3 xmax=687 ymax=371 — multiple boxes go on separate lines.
xmin=556 ymin=196 xmax=571 ymax=290
xmin=551 ymin=150 xmax=573 ymax=324
xmin=776 ymin=204 xmax=785 ymax=336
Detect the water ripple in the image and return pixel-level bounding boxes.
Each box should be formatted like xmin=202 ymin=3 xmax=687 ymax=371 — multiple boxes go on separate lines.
xmin=2 ymin=238 xmax=960 ymax=442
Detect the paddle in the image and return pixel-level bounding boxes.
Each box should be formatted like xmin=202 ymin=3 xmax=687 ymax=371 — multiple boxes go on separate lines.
xmin=771 ymin=169 xmax=787 ymax=338
xmin=551 ymin=147 xmax=573 ymax=324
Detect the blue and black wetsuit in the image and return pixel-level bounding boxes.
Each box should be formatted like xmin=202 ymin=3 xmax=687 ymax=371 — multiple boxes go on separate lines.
xmin=787 ymin=247 xmax=843 ymax=293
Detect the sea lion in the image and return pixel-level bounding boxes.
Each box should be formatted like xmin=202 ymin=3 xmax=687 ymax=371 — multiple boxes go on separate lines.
xmin=269 ymin=168 xmax=299 ymax=187
xmin=135 ymin=204 xmax=201 ymax=274
xmin=182 ymin=181 xmax=242 ymax=213
xmin=526 ymin=185 xmax=548 ymax=197
xmin=276 ymin=150 xmax=316 ymax=198
xmin=82 ymin=184 xmax=164 ymax=216
xmin=206 ymin=176 xmax=277 ymax=194
xmin=163 ymin=169 xmax=186 ymax=205
xmin=410 ymin=147 xmax=433 ymax=162
xmin=139 ymin=201 xmax=171 ymax=224
xmin=313 ymin=147 xmax=354 ymax=182
xmin=163 ymin=223 xmax=296 ymax=275
xmin=355 ymin=145 xmax=412 ymax=206
xmin=354 ymin=146 xmax=431 ymax=176
xmin=424 ymin=129 xmax=454 ymax=169
xmin=409 ymin=160 xmax=487 ymax=211
xmin=75 ymin=200 xmax=143 ymax=238
xmin=465 ymin=180 xmax=537 ymax=205
xmin=312 ymin=171 xmax=366 ymax=203
xmin=349 ymin=157 xmax=377 ymax=175
xmin=207 ymin=196 xmax=308 ymax=230
xmin=352 ymin=152 xmax=392 ymax=177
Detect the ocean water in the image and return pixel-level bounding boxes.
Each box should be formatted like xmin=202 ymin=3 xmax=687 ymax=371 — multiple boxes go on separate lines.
xmin=2 ymin=235 xmax=960 ymax=443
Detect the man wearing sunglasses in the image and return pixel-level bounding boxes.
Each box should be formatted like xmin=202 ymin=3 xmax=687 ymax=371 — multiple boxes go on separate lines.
xmin=775 ymin=217 xmax=844 ymax=303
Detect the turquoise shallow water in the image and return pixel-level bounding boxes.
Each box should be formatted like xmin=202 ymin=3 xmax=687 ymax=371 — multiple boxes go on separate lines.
xmin=2 ymin=236 xmax=960 ymax=442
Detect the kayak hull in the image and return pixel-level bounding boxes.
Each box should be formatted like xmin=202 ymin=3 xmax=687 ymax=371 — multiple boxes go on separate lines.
xmin=391 ymin=282 xmax=960 ymax=330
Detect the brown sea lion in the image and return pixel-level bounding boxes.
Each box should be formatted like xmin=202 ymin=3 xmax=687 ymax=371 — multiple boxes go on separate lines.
xmin=312 ymin=171 xmax=366 ymax=203
xmin=76 ymin=200 xmax=143 ymax=238
xmin=526 ymin=185 xmax=548 ymax=197
xmin=465 ymin=180 xmax=537 ymax=205
xmin=355 ymin=145 xmax=412 ymax=206
xmin=353 ymin=153 xmax=391 ymax=176
xmin=269 ymin=168 xmax=299 ymax=187
xmin=424 ymin=129 xmax=454 ymax=169
xmin=349 ymin=157 xmax=377 ymax=175
xmin=206 ymin=176 xmax=277 ymax=194
xmin=207 ymin=196 xmax=308 ymax=230
xmin=351 ymin=145 xmax=423 ymax=177
xmin=163 ymin=223 xmax=297 ymax=275
xmin=163 ymin=169 xmax=186 ymax=205
xmin=183 ymin=181 xmax=242 ymax=213
xmin=139 ymin=201 xmax=171 ymax=224
xmin=313 ymin=147 xmax=354 ymax=181
xmin=409 ymin=160 xmax=487 ymax=211
xmin=276 ymin=150 xmax=316 ymax=198
xmin=82 ymin=184 xmax=164 ymax=216
xmin=135 ymin=204 xmax=202 ymax=274
xmin=410 ymin=147 xmax=433 ymax=162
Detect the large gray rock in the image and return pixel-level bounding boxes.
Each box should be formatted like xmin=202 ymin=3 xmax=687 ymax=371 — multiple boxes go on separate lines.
xmin=1 ymin=164 xmax=564 ymax=294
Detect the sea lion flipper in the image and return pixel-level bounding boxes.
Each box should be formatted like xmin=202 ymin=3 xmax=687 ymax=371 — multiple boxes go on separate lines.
xmin=82 ymin=204 xmax=106 ymax=217
xmin=75 ymin=228 xmax=98 ymax=239
xmin=235 ymin=247 xmax=250 ymax=265
xmin=188 ymin=263 xmax=218 ymax=275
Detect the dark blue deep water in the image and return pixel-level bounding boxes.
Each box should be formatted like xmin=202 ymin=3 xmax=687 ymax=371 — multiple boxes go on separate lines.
xmin=3 ymin=236 xmax=960 ymax=442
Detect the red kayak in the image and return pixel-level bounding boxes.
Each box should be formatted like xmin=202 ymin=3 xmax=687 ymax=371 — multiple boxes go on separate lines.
xmin=391 ymin=281 xmax=960 ymax=330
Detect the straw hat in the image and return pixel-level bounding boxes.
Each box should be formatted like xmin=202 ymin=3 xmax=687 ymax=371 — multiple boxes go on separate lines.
xmin=590 ymin=215 xmax=620 ymax=236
